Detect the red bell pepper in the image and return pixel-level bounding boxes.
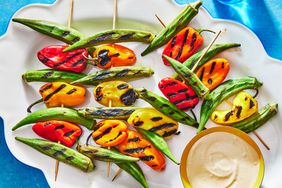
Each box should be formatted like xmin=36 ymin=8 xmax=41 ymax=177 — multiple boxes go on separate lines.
xmin=158 ymin=77 xmax=199 ymax=111
xmin=162 ymin=27 xmax=204 ymax=66
xmin=32 ymin=120 xmax=82 ymax=147
xmin=37 ymin=45 xmax=88 ymax=73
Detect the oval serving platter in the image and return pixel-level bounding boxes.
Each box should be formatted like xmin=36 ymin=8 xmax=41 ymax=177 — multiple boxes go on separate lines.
xmin=0 ymin=0 xmax=282 ymax=187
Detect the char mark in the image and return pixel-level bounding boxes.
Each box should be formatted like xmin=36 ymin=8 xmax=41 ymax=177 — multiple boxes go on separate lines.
xmin=148 ymin=123 xmax=176 ymax=132
xmin=44 ymin=84 xmax=66 ymax=101
xmin=139 ymin=155 xmax=154 ymax=161
xmin=93 ymin=127 xmax=112 ymax=141
xmin=209 ymin=61 xmax=216 ymax=74
xmin=66 ymin=88 xmax=77 ymax=95
xmin=54 ymin=124 xmax=65 ymax=130
xmin=151 ymin=117 xmax=163 ymax=121
xmin=119 ymin=33 xmax=134 ymax=40
xmin=88 ymin=32 xmax=115 ymax=44
xmin=175 ymin=29 xmax=189 ymax=59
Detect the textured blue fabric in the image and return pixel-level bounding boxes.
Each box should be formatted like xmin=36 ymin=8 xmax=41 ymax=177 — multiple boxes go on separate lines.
xmin=0 ymin=118 xmax=49 ymax=188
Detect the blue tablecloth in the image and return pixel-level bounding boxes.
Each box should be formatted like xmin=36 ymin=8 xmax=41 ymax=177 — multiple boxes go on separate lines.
xmin=0 ymin=0 xmax=281 ymax=187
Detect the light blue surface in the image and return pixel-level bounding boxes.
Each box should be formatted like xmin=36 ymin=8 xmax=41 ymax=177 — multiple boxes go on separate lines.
xmin=0 ymin=0 xmax=281 ymax=187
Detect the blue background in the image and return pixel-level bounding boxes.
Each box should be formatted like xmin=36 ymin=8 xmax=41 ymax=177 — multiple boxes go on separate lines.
xmin=0 ymin=0 xmax=281 ymax=187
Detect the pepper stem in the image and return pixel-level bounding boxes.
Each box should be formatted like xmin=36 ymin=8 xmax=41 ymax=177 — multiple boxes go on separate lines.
xmin=197 ymin=29 xmax=216 ymax=34
xmin=86 ymin=132 xmax=93 ymax=146
xmin=27 ymin=98 xmax=43 ymax=113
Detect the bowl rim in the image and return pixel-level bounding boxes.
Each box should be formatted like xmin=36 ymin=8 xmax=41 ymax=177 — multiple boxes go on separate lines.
xmin=180 ymin=126 xmax=265 ymax=188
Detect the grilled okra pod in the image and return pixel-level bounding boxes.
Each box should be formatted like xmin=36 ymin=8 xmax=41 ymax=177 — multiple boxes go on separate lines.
xmin=137 ymin=128 xmax=179 ymax=165
xmin=12 ymin=18 xmax=84 ymax=44
xmin=22 ymin=69 xmax=87 ymax=83
xmin=141 ymin=1 xmax=202 ymax=56
xmin=78 ymin=107 xmax=142 ymax=120
xmin=164 ymin=55 xmax=210 ymax=100
xmin=15 ymin=137 xmax=94 ymax=172
xmin=198 ymin=77 xmax=263 ymax=133
xmin=12 ymin=107 xmax=96 ymax=131
xmin=64 ymin=29 xmax=155 ymax=52
xmin=233 ymin=103 xmax=278 ymax=133
xmin=172 ymin=43 xmax=241 ymax=79
xmin=77 ymin=144 xmax=139 ymax=163
xmin=111 ymin=148 xmax=149 ymax=188
xmin=135 ymin=88 xmax=198 ymax=128
xmin=71 ymin=66 xmax=154 ymax=85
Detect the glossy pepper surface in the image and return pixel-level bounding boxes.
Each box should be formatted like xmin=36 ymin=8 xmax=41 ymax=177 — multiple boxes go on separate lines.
xmin=158 ymin=77 xmax=199 ymax=111
xmin=12 ymin=107 xmax=96 ymax=131
xmin=32 ymin=120 xmax=82 ymax=147
xmin=94 ymin=81 xmax=137 ymax=107
xmin=15 ymin=137 xmax=94 ymax=172
xmin=211 ymin=91 xmax=258 ymax=124
xmin=162 ymin=27 xmax=203 ymax=66
xmin=38 ymin=45 xmax=88 ymax=73
xmin=118 ymin=130 xmax=166 ymax=171
xmin=39 ymin=82 xmax=86 ymax=108
xmin=196 ymin=58 xmax=230 ymax=90
xmin=141 ymin=1 xmax=202 ymax=56
xmin=92 ymin=120 xmax=128 ymax=147
xmin=128 ymin=108 xmax=179 ymax=139
xmin=198 ymin=77 xmax=263 ymax=133
xmin=93 ymin=44 xmax=136 ymax=69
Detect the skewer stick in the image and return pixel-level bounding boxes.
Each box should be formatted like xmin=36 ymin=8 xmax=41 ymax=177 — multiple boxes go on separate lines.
xmin=113 ymin=0 xmax=118 ymax=30
xmin=112 ymin=168 xmax=123 ymax=181
xmin=224 ymin=99 xmax=270 ymax=150
xmin=68 ymin=0 xmax=74 ymax=28
xmin=155 ymin=14 xmax=166 ymax=28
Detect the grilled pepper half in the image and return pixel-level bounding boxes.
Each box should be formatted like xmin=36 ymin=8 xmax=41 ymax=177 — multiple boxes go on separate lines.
xmin=196 ymin=58 xmax=230 ymax=90
xmin=38 ymin=45 xmax=88 ymax=73
xmin=211 ymin=91 xmax=258 ymax=124
xmin=118 ymin=130 xmax=166 ymax=171
xmin=158 ymin=77 xmax=199 ymax=111
xmin=162 ymin=27 xmax=206 ymax=66
xmin=93 ymin=44 xmax=136 ymax=69
xmin=94 ymin=81 xmax=137 ymax=107
xmin=92 ymin=120 xmax=128 ymax=147
xmin=32 ymin=120 xmax=82 ymax=147
xmin=128 ymin=108 xmax=179 ymax=139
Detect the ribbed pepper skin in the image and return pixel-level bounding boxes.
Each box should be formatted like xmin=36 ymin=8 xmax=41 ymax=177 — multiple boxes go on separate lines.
xmin=38 ymin=45 xmax=88 ymax=73
xmin=118 ymin=130 xmax=166 ymax=171
xmin=162 ymin=27 xmax=203 ymax=66
xmin=93 ymin=44 xmax=136 ymax=69
xmin=158 ymin=77 xmax=199 ymax=111
xmin=94 ymin=81 xmax=137 ymax=107
xmin=39 ymin=82 xmax=86 ymax=108
xmin=196 ymin=58 xmax=230 ymax=90
xmin=92 ymin=120 xmax=128 ymax=147
xmin=32 ymin=120 xmax=82 ymax=147
xmin=128 ymin=108 xmax=179 ymax=139
xmin=211 ymin=91 xmax=258 ymax=124
xmin=15 ymin=137 xmax=94 ymax=172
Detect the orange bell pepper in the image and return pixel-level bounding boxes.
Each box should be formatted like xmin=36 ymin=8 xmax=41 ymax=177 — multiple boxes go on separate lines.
xmin=118 ymin=130 xmax=166 ymax=171
xmin=92 ymin=120 xmax=128 ymax=147
xmin=93 ymin=44 xmax=136 ymax=69
xmin=196 ymin=58 xmax=230 ymax=90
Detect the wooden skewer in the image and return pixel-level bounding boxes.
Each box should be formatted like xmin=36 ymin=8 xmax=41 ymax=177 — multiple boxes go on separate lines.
xmin=155 ymin=15 xmax=270 ymax=150
xmin=54 ymin=141 xmax=61 ymax=181
xmin=224 ymin=99 xmax=270 ymax=150
xmin=113 ymin=0 xmax=118 ymax=30
xmin=112 ymin=168 xmax=123 ymax=181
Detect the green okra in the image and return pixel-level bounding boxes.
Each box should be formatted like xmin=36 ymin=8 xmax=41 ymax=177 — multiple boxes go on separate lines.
xmin=12 ymin=107 xmax=96 ymax=131
xmin=12 ymin=18 xmax=84 ymax=44
xmin=137 ymin=128 xmax=179 ymax=165
xmin=135 ymin=88 xmax=198 ymax=128
xmin=233 ymin=103 xmax=278 ymax=133
xmin=22 ymin=69 xmax=87 ymax=83
xmin=64 ymin=29 xmax=155 ymax=52
xmin=15 ymin=137 xmax=94 ymax=172
xmin=164 ymin=55 xmax=210 ymax=100
xmin=78 ymin=107 xmax=143 ymax=120
xmin=141 ymin=1 xmax=202 ymax=56
xmin=71 ymin=66 xmax=154 ymax=85
xmin=111 ymin=149 xmax=148 ymax=188
xmin=77 ymin=144 xmax=139 ymax=163
xmin=198 ymin=77 xmax=263 ymax=133
xmin=172 ymin=43 xmax=241 ymax=79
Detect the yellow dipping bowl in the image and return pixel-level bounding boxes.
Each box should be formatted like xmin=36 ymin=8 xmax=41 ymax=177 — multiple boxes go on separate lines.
xmin=180 ymin=126 xmax=264 ymax=188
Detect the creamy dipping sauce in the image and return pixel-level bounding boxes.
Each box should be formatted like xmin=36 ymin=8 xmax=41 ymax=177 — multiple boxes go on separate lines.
xmin=186 ymin=132 xmax=260 ymax=188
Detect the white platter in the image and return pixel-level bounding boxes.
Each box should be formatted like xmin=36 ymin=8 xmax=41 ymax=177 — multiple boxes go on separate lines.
xmin=0 ymin=0 xmax=282 ymax=187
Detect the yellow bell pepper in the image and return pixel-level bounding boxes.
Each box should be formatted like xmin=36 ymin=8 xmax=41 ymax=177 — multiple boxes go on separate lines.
xmin=211 ymin=91 xmax=258 ymax=125
xmin=127 ymin=108 xmax=179 ymax=139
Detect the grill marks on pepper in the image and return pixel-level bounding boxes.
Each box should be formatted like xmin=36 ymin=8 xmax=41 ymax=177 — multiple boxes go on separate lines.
xmin=53 ymin=52 xmax=82 ymax=68
xmin=236 ymin=106 xmax=243 ymax=118
xmin=162 ymin=129 xmax=178 ymax=138
xmin=117 ymin=83 xmax=129 ymax=90
xmin=249 ymin=99 xmax=255 ymax=109
xmin=151 ymin=117 xmax=163 ymax=121
xmin=93 ymin=127 xmax=113 ymax=141
xmin=40 ymin=83 xmax=53 ymax=93
xmin=120 ymin=89 xmax=137 ymax=106
xmin=44 ymin=84 xmax=66 ymax=101
xmin=123 ymin=145 xmax=151 ymax=154
xmin=148 ymin=123 xmax=176 ymax=133
xmin=175 ymin=29 xmax=189 ymax=60
xmin=189 ymin=33 xmax=197 ymax=50
xmin=139 ymin=155 xmax=154 ymax=161
xmin=98 ymin=50 xmax=120 ymax=67
xmin=209 ymin=61 xmax=216 ymax=74
xmin=66 ymin=88 xmax=77 ymax=95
